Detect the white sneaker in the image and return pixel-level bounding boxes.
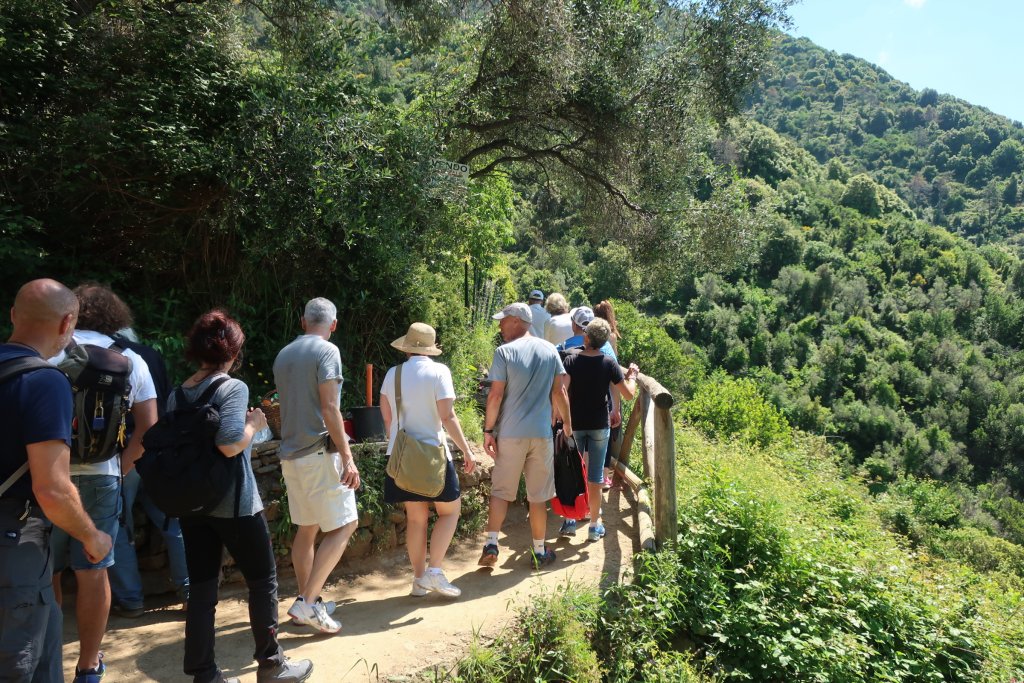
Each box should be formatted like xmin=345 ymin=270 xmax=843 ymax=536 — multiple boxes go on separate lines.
xmin=288 ymin=597 xmax=336 ymax=624
xmin=286 ymin=598 xmax=305 ymax=624
xmin=410 ymin=579 xmax=428 ymax=597
xmin=414 ymin=571 xmax=461 ymax=598
xmin=295 ymin=599 xmax=341 ymax=634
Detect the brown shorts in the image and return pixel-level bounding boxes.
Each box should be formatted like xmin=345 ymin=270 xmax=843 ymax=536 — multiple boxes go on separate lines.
xmin=490 ymin=437 xmax=555 ymax=503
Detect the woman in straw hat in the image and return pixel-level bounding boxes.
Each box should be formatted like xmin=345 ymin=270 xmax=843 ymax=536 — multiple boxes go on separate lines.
xmin=379 ymin=323 xmax=475 ymax=598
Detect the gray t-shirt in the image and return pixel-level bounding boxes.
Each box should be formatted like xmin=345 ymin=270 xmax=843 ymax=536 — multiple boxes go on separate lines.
xmin=167 ymin=374 xmax=263 ymax=518
xmin=273 ymin=335 xmax=343 ymax=458
xmin=489 ymin=335 xmax=566 ymax=439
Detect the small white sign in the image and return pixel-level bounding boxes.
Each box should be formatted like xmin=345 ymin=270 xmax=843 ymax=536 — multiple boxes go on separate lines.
xmin=430 ymin=158 xmax=470 ymax=181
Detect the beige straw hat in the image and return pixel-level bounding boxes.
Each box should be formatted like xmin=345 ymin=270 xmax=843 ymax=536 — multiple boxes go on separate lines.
xmin=390 ymin=322 xmax=442 ymax=356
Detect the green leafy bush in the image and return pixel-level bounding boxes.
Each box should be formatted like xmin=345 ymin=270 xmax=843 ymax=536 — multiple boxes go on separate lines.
xmin=683 ymin=372 xmax=792 ymax=447
xmin=452 ymin=430 xmax=1024 ymax=682
xmin=614 ymin=300 xmax=705 ymax=397
xmin=457 ymin=585 xmax=602 ymax=683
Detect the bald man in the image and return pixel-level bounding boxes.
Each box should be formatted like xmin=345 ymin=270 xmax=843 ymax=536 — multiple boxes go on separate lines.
xmin=0 ymin=279 xmax=112 ymax=682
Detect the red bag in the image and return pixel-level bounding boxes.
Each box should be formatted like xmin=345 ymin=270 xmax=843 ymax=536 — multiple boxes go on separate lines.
xmin=550 ymin=427 xmax=589 ymax=521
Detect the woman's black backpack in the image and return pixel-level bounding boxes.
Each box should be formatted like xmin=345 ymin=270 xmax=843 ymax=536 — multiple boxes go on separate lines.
xmin=136 ymin=377 xmax=242 ymax=517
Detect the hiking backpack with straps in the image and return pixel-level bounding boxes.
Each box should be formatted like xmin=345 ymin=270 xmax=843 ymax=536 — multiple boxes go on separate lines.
xmin=136 ymin=377 xmax=243 ymax=518
xmin=0 ymin=355 xmax=69 ymax=497
xmin=58 ymin=341 xmax=132 ymax=464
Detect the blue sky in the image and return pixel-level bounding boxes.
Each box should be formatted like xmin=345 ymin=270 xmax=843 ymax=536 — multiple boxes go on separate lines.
xmin=786 ymin=0 xmax=1024 ymax=123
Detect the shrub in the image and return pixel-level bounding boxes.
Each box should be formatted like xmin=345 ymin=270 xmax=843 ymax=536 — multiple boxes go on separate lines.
xmin=457 ymin=585 xmax=602 ymax=682
xmin=628 ymin=468 xmax=989 ymax=681
xmin=614 ymin=300 xmax=705 ymax=397
xmin=683 ymin=372 xmax=792 ymax=447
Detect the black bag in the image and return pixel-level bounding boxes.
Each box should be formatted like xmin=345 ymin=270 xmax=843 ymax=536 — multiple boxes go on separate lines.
xmin=136 ymin=377 xmax=242 ymax=517
xmin=551 ymin=425 xmax=589 ymax=520
xmin=58 ymin=341 xmax=132 ymax=464
xmin=0 ymin=355 xmax=69 ymax=497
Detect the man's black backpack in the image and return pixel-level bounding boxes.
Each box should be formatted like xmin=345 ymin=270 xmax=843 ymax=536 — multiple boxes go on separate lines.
xmin=58 ymin=341 xmax=132 ymax=464
xmin=136 ymin=377 xmax=242 ymax=518
xmin=0 ymin=355 xmax=69 ymax=497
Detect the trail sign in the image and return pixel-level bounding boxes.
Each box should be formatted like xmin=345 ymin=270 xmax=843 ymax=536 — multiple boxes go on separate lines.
xmin=427 ymin=158 xmax=469 ymax=202
xmin=430 ymin=158 xmax=470 ymax=182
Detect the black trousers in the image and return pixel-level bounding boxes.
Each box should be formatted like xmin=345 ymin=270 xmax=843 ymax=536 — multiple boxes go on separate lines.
xmin=180 ymin=512 xmax=284 ymax=683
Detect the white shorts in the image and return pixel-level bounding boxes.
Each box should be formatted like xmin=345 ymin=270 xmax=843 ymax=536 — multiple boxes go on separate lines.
xmin=280 ymin=450 xmax=358 ymax=532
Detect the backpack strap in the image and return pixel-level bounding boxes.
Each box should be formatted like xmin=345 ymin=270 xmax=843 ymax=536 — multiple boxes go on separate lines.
xmin=234 ymin=453 xmax=244 ymax=518
xmin=188 ymin=375 xmax=238 ymax=516
xmin=196 ymin=376 xmax=230 ymax=406
xmin=394 ymin=364 xmax=404 ymax=431
xmin=0 ymin=463 xmax=28 ymax=499
xmin=0 ymin=355 xmax=60 ymax=385
xmin=0 ymin=355 xmax=68 ymax=498
xmin=175 ymin=375 xmax=230 ymax=410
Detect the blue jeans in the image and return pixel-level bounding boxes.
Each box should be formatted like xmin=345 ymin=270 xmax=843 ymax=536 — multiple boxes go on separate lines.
xmin=50 ymin=474 xmax=120 ymax=571
xmin=109 ymin=469 xmax=190 ymax=609
xmin=574 ymin=428 xmax=611 ymax=484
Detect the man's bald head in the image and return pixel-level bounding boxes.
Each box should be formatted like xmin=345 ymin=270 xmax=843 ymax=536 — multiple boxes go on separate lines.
xmin=13 ymin=279 xmax=79 ymax=324
xmin=9 ymin=279 xmax=78 ymax=357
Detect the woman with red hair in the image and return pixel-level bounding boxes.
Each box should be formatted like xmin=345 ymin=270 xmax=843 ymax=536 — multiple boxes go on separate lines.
xmin=174 ymin=310 xmax=312 ymax=683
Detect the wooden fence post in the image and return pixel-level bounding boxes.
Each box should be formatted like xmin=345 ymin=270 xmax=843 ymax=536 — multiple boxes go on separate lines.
xmin=641 ymin=392 xmax=656 ymax=481
xmin=653 ymin=405 xmax=677 ymax=546
xmin=609 ymin=372 xmax=677 ymax=552
xmin=617 ymin=392 xmax=644 ymax=474
xmin=635 ymin=374 xmax=676 ymax=548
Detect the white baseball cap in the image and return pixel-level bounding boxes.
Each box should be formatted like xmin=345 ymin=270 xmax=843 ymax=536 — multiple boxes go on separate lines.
xmin=492 ymin=302 xmax=533 ymax=324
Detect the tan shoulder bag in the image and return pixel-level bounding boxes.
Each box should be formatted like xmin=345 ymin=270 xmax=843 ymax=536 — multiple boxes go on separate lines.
xmin=385 ymin=363 xmax=447 ymax=497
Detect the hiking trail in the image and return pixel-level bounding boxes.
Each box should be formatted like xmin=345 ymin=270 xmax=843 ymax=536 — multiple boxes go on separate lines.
xmin=61 ymin=453 xmax=641 ymax=682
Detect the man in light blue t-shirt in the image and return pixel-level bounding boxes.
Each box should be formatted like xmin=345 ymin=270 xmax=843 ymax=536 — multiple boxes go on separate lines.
xmin=480 ymin=303 xmax=573 ymax=570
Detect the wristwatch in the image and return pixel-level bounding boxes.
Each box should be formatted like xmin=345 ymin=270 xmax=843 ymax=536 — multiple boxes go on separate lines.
xmin=483 ymin=428 xmax=495 ymax=434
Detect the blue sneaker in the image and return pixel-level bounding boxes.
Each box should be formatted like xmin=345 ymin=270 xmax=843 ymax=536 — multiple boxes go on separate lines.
xmin=587 ymin=523 xmax=606 ymax=542
xmin=558 ymin=519 xmax=577 ymax=536
xmin=73 ymin=653 xmax=105 ymax=683
xmin=530 ymin=546 xmax=556 ymax=569
xmin=478 ymin=543 xmax=499 ymax=567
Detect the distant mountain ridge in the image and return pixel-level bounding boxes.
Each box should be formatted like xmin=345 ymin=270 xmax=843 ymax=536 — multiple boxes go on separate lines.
xmin=747 ymin=34 xmax=1024 ymax=244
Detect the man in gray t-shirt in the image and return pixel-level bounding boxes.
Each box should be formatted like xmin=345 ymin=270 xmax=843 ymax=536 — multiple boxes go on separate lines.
xmin=480 ymin=303 xmax=572 ymax=570
xmin=272 ymin=297 xmax=360 ymax=634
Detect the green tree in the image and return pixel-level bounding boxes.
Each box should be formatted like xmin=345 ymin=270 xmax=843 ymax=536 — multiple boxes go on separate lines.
xmin=394 ymin=0 xmax=793 ymax=256
xmin=841 ymin=174 xmax=882 ymax=217
xmin=992 ymin=139 xmax=1024 ymax=175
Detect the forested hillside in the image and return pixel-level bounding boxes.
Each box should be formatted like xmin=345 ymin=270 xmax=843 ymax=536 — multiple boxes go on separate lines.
xmin=748 ymin=35 xmax=1024 ymax=243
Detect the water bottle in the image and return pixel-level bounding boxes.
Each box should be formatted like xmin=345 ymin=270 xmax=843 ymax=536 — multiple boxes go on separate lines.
xmin=252 ymin=426 xmax=273 ymax=445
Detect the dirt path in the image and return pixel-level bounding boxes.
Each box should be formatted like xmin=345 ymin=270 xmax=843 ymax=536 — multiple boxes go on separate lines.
xmin=62 ymin=484 xmax=641 ymax=682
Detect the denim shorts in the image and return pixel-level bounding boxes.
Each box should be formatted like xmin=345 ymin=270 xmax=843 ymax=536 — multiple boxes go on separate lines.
xmin=573 ymin=428 xmax=611 ymax=484
xmin=50 ymin=474 xmax=120 ymax=571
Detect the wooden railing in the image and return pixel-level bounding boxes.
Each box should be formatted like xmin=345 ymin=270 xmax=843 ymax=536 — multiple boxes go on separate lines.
xmin=608 ymin=373 xmax=677 ymax=551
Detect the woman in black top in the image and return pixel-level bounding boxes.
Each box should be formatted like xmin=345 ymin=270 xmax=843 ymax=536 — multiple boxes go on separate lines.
xmin=560 ymin=318 xmax=638 ymax=541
